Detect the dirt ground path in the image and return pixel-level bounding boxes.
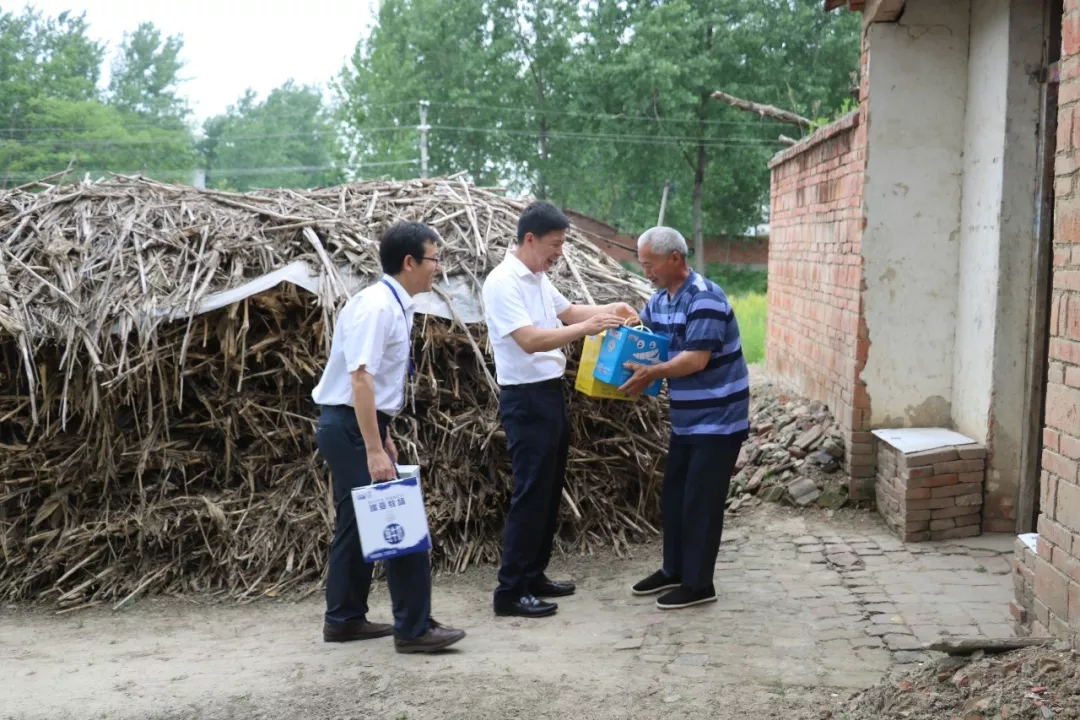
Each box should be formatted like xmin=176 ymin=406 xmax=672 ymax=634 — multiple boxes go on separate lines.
xmin=0 ymin=506 xmax=1016 ymax=720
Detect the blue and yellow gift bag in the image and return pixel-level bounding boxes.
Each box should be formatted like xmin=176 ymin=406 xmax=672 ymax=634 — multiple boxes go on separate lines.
xmin=574 ymin=332 xmax=633 ymax=400
xmin=592 ymin=325 xmax=668 ymax=396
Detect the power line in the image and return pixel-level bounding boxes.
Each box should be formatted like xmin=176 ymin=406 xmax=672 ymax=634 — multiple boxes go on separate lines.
xmin=429 ymin=125 xmax=785 ymax=147
xmin=0 ymin=100 xmax=795 ymax=143
xmin=0 ymin=159 xmax=418 ymax=183
xmin=0 ymin=124 xmax=785 ymax=150
xmin=0 ymin=128 xmax=412 ymax=148
xmin=423 ymin=100 xmax=793 ymax=127
xmin=0 ymin=102 xmax=418 ymax=134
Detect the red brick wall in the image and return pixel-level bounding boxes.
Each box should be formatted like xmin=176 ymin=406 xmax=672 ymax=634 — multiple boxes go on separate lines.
xmin=565 ymin=210 xmax=769 ymax=269
xmin=1026 ymin=0 xmax=1080 ymax=647
xmin=766 ymin=45 xmax=872 ymax=496
xmin=702 ymin=236 xmax=769 ymax=267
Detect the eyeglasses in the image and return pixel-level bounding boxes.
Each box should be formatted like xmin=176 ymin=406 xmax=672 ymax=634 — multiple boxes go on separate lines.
xmin=422 ymin=256 xmax=441 ymax=265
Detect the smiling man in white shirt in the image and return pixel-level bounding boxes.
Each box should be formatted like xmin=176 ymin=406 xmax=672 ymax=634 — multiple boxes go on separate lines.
xmin=482 ymin=201 xmax=634 ymax=618
xmin=312 ymin=221 xmax=464 ymax=653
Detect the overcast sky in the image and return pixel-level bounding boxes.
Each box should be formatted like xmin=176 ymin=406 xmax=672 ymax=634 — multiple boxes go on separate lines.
xmin=26 ymin=0 xmax=378 ymax=122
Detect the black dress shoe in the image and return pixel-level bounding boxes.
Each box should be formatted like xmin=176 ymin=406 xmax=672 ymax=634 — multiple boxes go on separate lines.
xmin=530 ymin=577 xmax=576 ymax=597
xmin=493 ymin=593 xmax=558 ymax=618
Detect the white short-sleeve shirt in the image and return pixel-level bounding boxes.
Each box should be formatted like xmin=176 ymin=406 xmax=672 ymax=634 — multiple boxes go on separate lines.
xmin=482 ymin=252 xmax=572 ymax=386
xmin=311 ymin=275 xmax=414 ymax=414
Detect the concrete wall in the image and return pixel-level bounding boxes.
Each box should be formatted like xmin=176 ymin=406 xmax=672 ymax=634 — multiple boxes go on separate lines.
xmin=861 ymin=0 xmax=970 ymax=428
xmin=986 ymin=0 xmax=1044 ymax=530
xmin=953 ymin=0 xmax=1043 ymax=530
xmin=953 ymin=0 xmax=1010 ymax=445
xmin=768 ymin=0 xmax=1046 ymax=513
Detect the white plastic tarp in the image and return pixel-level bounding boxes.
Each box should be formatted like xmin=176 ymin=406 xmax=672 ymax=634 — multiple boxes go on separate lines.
xmin=156 ymin=261 xmax=485 ymax=325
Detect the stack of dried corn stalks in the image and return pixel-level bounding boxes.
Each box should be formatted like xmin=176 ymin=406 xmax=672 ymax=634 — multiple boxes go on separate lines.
xmin=0 ymin=174 xmax=667 ymax=609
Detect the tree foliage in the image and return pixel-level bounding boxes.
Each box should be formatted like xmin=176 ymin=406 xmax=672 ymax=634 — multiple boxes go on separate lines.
xmin=200 ymin=82 xmax=344 ymax=191
xmin=338 ymin=0 xmax=860 ymax=243
xmin=0 ymin=8 xmax=196 ymax=186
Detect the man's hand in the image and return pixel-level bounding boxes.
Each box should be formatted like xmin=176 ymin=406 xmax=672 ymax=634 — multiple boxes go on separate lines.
xmin=619 ymin=361 xmax=656 ymax=396
xmin=608 ymin=302 xmax=639 ymax=323
xmin=384 ymin=435 xmax=399 ymax=464
xmin=581 ymin=312 xmax=623 ymax=336
xmin=368 ymin=448 xmax=397 ymax=482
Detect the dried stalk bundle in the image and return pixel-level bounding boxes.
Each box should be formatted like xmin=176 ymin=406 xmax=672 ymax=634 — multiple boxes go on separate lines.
xmin=0 ymin=174 xmax=668 ymax=608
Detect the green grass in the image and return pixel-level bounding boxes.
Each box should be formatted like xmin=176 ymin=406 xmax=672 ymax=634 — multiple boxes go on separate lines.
xmin=731 ymin=292 xmax=767 ymax=364
xmin=620 ymin=260 xmax=767 ymax=297
xmin=705 ymin=264 xmax=767 ymax=296
xmin=705 ymin=266 xmax=766 ymax=364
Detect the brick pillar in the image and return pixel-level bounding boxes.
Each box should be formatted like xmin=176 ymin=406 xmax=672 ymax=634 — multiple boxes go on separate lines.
xmin=1016 ymin=0 xmax=1080 ymax=648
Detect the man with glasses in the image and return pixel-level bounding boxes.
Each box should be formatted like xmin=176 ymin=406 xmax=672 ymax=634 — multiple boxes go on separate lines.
xmin=312 ymin=221 xmax=465 ymax=652
xmin=482 ymin=201 xmax=635 ymax=618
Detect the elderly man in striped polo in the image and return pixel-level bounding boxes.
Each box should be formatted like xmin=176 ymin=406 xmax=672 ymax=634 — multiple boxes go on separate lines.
xmin=619 ymin=226 xmax=751 ymax=609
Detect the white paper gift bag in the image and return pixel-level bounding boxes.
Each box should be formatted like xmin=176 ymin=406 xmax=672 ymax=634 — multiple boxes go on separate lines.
xmin=351 ymin=465 xmax=431 ymax=561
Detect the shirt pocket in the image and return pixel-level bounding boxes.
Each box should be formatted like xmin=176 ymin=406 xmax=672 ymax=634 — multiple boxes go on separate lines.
xmin=538 ymin=288 xmax=559 ymax=328
xmin=383 ymin=322 xmax=410 ymax=363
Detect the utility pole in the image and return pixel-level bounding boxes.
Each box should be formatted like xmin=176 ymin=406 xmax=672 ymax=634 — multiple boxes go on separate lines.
xmin=418 ymin=99 xmax=430 ymax=179
xmin=657 ymin=180 xmax=671 ymax=226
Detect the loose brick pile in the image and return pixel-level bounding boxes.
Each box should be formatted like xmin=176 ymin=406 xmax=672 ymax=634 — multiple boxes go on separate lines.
xmin=875 ymin=441 xmax=986 ymax=542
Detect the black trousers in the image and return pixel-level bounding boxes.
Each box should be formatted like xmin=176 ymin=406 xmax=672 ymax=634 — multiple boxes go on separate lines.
xmin=315 ymin=404 xmax=431 ymax=640
xmin=661 ymin=435 xmax=745 ymax=591
xmin=494 ymin=380 xmax=570 ymax=600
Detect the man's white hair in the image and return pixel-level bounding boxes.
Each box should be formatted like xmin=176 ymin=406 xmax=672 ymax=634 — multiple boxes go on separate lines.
xmin=637 ymin=226 xmax=688 ymax=257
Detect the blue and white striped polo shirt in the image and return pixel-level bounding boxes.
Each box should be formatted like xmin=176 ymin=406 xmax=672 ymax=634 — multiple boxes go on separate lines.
xmin=641 ymin=271 xmax=750 ymax=442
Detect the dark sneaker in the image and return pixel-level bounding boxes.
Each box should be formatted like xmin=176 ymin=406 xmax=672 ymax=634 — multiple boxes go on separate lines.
xmin=394 ymin=619 xmax=465 ymax=654
xmin=631 ymin=570 xmax=681 ymax=596
xmin=656 ymin=585 xmax=717 ymax=610
xmin=323 ymin=619 xmax=393 ymax=642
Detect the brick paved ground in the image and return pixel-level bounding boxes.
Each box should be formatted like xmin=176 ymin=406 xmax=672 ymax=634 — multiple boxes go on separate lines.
xmin=0 ymin=506 xmax=1016 ymax=719
xmin=603 ymin=507 xmax=1014 ymax=693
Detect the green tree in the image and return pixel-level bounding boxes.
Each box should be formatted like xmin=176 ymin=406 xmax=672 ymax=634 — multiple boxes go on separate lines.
xmin=337 ymin=0 xmax=859 ymax=243
xmin=108 ymin=22 xmax=189 ymax=124
xmin=0 ymin=10 xmax=197 ymax=186
xmin=0 ymin=8 xmax=103 ymax=130
xmin=0 ymin=96 xmax=195 ymax=184
xmin=336 ymin=0 xmax=527 ymax=185
xmin=201 ymin=82 xmax=343 ymax=191
xmin=557 ymin=0 xmax=859 ymax=267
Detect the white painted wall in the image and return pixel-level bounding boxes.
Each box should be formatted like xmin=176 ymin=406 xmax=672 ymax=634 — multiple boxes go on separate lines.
xmin=861 ymin=0 xmax=1042 ymax=527
xmin=862 ymin=0 xmax=971 ymax=427
xmin=953 ymin=0 xmax=1010 ymax=441
xmin=986 ymin=0 xmax=1043 ymax=523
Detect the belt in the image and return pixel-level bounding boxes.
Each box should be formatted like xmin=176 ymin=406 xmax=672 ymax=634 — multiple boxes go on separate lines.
xmin=500 ymin=378 xmax=564 ymax=391
xmin=320 ymin=404 xmax=393 ymax=426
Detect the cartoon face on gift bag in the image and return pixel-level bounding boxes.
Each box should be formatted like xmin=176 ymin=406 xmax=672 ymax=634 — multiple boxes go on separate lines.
xmin=632 ymin=339 xmax=661 ymax=364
